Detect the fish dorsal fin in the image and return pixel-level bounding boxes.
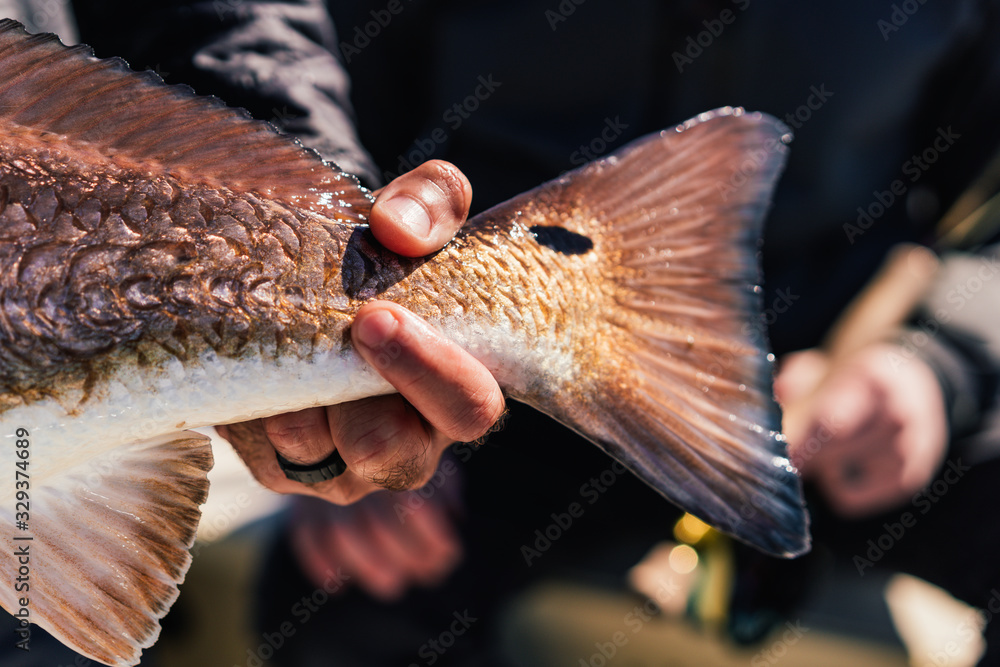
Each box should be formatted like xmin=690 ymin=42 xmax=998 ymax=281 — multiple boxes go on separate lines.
xmin=0 ymin=432 xmax=212 ymax=666
xmin=0 ymin=20 xmax=370 ymax=220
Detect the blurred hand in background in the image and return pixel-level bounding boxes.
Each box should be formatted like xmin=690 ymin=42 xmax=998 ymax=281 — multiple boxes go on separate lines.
xmin=776 ymin=343 xmax=948 ymax=518
xmin=289 ymin=484 xmax=464 ymax=601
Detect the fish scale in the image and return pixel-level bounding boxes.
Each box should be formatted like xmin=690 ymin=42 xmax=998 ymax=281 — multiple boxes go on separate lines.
xmin=0 ymin=20 xmax=808 ymax=667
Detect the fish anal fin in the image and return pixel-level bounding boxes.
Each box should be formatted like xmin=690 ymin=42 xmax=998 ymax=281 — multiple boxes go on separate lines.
xmin=0 ymin=431 xmax=212 ymax=666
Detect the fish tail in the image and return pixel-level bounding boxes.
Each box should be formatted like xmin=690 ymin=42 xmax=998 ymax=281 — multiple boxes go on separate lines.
xmin=0 ymin=432 xmax=212 ymax=666
xmin=511 ymin=109 xmax=808 ymax=557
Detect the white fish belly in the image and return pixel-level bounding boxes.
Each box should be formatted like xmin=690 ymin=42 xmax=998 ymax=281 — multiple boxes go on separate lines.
xmin=0 ymin=313 xmax=577 ymax=505
xmin=0 ymin=347 xmax=393 ymax=502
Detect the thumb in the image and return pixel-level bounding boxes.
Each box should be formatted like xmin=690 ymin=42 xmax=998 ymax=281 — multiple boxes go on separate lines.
xmin=370 ymin=160 xmax=472 ymax=257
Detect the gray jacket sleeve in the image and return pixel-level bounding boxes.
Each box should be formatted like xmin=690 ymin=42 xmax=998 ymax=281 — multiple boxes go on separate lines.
xmin=898 ymin=247 xmax=1000 ymax=463
xmin=73 ymin=0 xmax=382 ymax=188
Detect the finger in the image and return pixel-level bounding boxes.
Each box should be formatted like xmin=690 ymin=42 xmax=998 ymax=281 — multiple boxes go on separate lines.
xmin=262 ymin=406 xmax=335 ymax=465
xmin=357 ymin=495 xmax=441 ymax=585
xmin=352 ymin=301 xmax=505 ymax=443
xmin=774 ymin=349 xmax=829 ymax=405
xmin=394 ymin=493 xmax=463 ymax=584
xmin=219 ymin=418 xmax=385 ymax=504
xmin=330 ymin=506 xmax=408 ymax=601
xmin=366 ymin=491 xmax=462 ymax=586
xmin=370 ymin=160 xmax=472 ymax=257
xmin=790 ymin=374 xmax=882 ymax=475
xmin=291 ymin=505 xmax=346 ymax=590
xmin=326 ymin=392 xmax=441 ymax=491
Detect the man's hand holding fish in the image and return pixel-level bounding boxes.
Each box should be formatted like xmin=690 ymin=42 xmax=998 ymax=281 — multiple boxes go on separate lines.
xmin=217 ymin=160 xmax=506 ymax=504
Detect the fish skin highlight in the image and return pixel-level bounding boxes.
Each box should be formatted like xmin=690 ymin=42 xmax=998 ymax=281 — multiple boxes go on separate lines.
xmin=0 ymin=20 xmax=808 ymax=667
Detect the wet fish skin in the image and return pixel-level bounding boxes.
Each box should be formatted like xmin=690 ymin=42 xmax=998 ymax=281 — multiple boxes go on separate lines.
xmin=0 ymin=136 xmax=590 ymax=412
xmin=0 ymin=141 xmax=359 ymax=404
xmin=0 ymin=19 xmax=809 ymax=667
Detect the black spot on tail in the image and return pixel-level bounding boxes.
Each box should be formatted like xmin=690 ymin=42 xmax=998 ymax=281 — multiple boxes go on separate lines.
xmin=529 ymin=225 xmax=594 ymax=255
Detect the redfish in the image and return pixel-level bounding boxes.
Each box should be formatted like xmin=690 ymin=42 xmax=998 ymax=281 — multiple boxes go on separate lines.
xmin=0 ymin=20 xmax=807 ymax=666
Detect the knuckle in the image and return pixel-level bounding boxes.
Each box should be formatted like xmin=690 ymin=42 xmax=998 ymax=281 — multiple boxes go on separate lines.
xmin=334 ymin=405 xmax=411 ymax=467
xmin=421 ymin=160 xmax=468 ymax=215
xmin=263 ymin=414 xmax=326 ymax=457
xmin=353 ymin=422 xmax=407 ymax=463
xmin=350 ymin=423 xmax=431 ymax=491
xmin=447 ymin=388 xmax=506 ymax=442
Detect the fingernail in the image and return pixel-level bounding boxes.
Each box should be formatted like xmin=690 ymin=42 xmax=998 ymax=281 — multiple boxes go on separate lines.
xmin=354 ymin=309 xmax=398 ymax=349
xmin=381 ymin=195 xmax=431 ymax=238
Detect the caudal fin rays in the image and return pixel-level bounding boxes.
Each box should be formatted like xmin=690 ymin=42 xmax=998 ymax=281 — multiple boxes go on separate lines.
xmin=486 ymin=109 xmax=809 ymax=557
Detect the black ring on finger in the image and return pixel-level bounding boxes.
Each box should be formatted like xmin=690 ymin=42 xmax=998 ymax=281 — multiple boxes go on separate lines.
xmin=276 ymin=449 xmax=348 ymax=484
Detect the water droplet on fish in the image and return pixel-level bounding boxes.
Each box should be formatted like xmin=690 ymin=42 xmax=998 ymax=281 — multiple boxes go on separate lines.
xmin=668 ymin=207 xmax=679 ymax=216
xmin=766 ymin=353 xmax=775 ymax=362
xmin=771 ymin=456 xmax=795 ymax=473
xmin=738 ymin=384 xmax=746 ymax=392
xmin=752 ymin=285 xmax=763 ymax=294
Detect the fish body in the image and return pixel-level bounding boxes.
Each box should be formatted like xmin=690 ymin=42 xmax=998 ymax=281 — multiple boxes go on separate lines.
xmin=0 ymin=20 xmax=808 ymax=667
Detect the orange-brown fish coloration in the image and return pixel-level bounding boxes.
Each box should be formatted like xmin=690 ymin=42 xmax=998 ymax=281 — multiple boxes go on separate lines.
xmin=0 ymin=20 xmax=808 ymax=667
